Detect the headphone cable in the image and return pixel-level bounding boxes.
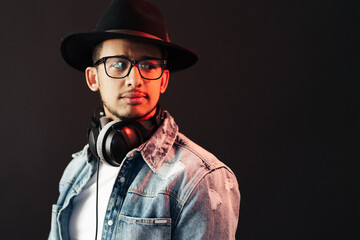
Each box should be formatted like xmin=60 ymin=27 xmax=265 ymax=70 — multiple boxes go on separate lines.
xmin=95 ymin=160 xmax=100 ymax=240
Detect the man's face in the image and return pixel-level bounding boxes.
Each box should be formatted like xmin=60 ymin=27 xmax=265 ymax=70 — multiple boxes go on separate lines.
xmin=85 ymin=39 xmax=169 ymax=120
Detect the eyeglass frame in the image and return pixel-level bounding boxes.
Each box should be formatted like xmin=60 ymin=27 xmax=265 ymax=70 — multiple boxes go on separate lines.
xmin=93 ymin=56 xmax=167 ymax=80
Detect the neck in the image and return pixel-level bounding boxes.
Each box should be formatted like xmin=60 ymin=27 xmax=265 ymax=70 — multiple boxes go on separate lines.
xmin=137 ymin=107 xmax=157 ymax=121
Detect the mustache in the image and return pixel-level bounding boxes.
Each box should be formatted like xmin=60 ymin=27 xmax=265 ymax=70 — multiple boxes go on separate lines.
xmin=119 ymin=90 xmax=148 ymax=98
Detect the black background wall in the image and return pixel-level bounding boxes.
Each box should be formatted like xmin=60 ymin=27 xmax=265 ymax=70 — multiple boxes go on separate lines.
xmin=0 ymin=0 xmax=358 ymax=239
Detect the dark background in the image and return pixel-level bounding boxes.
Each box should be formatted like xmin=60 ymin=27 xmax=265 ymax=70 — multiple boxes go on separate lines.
xmin=0 ymin=0 xmax=358 ymax=239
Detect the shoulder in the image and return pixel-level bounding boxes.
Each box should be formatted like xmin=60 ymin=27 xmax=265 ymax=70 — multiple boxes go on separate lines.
xmin=151 ymin=111 xmax=236 ymax=181
xmin=173 ymin=131 xmax=234 ymax=174
xmin=59 ymin=145 xmax=94 ymax=185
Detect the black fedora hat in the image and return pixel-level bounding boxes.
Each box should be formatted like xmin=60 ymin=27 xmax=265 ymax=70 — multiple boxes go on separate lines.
xmin=60 ymin=0 xmax=198 ymax=73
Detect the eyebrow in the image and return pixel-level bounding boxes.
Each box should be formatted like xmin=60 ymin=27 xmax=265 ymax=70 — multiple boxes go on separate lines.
xmin=140 ymin=55 xmax=161 ymax=59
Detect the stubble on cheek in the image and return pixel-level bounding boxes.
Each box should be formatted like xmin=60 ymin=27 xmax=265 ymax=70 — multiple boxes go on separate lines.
xmin=100 ymin=91 xmax=123 ymax=119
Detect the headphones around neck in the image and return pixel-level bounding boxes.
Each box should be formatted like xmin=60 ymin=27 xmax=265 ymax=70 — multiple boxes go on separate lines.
xmin=88 ymin=107 xmax=164 ymax=167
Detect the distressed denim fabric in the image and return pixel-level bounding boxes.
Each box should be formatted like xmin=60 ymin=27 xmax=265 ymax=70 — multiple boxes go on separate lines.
xmin=48 ymin=112 xmax=240 ymax=240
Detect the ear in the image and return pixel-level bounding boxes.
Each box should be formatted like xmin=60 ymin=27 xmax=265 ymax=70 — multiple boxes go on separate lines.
xmin=85 ymin=67 xmax=99 ymax=92
xmin=160 ymin=69 xmax=170 ymax=94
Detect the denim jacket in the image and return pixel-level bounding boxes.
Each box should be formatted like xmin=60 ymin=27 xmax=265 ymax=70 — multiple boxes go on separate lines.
xmin=49 ymin=112 xmax=240 ymax=240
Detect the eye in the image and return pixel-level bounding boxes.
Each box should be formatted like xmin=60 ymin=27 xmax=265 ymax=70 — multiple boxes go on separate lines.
xmin=110 ymin=61 xmax=127 ymax=69
xmin=140 ymin=63 xmax=156 ymax=70
xmin=139 ymin=60 xmax=162 ymax=71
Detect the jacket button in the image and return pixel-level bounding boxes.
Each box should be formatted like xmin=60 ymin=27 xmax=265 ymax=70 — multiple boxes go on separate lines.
xmin=108 ymin=220 xmax=113 ymax=226
xmin=119 ymin=177 xmax=125 ymax=183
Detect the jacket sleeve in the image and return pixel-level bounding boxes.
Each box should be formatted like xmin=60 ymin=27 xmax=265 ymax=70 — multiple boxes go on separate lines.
xmin=172 ymin=167 xmax=240 ymax=240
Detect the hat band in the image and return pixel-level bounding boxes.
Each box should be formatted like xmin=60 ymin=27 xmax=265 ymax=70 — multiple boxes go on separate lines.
xmin=105 ymin=29 xmax=169 ymax=42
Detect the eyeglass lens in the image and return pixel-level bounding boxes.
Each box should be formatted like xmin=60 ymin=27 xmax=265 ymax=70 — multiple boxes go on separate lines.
xmin=105 ymin=57 xmax=163 ymax=79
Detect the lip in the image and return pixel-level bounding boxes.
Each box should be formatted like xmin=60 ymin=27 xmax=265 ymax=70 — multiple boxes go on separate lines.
xmin=121 ymin=92 xmax=147 ymax=98
xmin=120 ymin=91 xmax=147 ymax=104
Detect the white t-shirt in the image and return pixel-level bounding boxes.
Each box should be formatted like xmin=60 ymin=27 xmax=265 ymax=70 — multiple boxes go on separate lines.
xmin=69 ymin=162 xmax=120 ymax=240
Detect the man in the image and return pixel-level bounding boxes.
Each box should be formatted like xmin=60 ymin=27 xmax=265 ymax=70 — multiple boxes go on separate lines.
xmin=49 ymin=0 xmax=240 ymax=239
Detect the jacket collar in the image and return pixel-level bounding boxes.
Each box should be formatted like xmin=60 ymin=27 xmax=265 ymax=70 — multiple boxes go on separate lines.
xmin=137 ymin=111 xmax=178 ymax=173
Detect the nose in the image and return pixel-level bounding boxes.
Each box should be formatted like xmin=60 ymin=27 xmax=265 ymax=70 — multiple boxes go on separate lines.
xmin=125 ymin=64 xmax=143 ymax=88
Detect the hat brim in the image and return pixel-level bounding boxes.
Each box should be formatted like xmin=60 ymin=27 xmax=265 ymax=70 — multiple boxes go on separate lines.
xmin=60 ymin=31 xmax=198 ymax=73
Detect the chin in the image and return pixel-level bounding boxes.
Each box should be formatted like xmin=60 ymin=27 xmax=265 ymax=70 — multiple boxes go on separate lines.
xmin=104 ymin=102 xmax=155 ymax=121
xmin=115 ymin=108 xmax=148 ymax=120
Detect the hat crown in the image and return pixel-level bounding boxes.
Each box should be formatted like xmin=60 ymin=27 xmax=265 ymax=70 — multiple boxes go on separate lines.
xmin=60 ymin=0 xmax=198 ymax=73
xmin=96 ymin=0 xmax=168 ymax=41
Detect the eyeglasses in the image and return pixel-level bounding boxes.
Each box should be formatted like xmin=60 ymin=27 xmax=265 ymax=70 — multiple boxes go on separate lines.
xmin=94 ymin=56 xmax=167 ymax=80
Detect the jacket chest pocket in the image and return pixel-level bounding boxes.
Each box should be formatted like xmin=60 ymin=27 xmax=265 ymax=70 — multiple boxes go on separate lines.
xmin=115 ymin=215 xmax=171 ymax=240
